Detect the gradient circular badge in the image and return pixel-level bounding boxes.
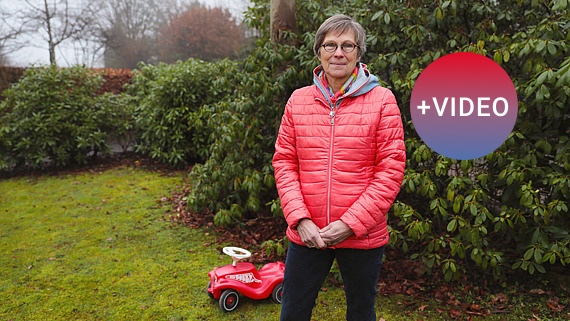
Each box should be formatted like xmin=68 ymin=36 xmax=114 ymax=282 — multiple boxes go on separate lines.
xmin=410 ymin=52 xmax=518 ymax=160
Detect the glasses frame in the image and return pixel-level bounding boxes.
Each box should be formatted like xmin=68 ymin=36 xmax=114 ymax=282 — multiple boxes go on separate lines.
xmin=321 ymin=42 xmax=359 ymax=53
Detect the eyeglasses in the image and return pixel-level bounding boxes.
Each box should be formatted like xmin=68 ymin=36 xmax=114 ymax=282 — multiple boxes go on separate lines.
xmin=321 ymin=42 xmax=359 ymax=53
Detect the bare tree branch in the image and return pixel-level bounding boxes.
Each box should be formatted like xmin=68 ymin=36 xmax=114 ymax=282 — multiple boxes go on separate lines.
xmin=2 ymin=0 xmax=251 ymax=67
xmin=0 ymin=4 xmax=30 ymax=65
xmin=16 ymin=0 xmax=101 ymax=66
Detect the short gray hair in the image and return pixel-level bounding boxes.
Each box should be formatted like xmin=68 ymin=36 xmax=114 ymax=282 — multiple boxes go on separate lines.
xmin=313 ymin=14 xmax=366 ymax=59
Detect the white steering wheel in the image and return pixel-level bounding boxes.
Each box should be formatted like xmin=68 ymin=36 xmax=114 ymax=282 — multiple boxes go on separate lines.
xmin=223 ymin=246 xmax=252 ymax=266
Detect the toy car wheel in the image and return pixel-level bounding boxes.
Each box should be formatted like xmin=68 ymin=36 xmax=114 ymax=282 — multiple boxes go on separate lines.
xmin=206 ymin=281 xmax=214 ymax=299
xmin=271 ymin=283 xmax=283 ymax=304
xmin=219 ymin=289 xmax=239 ymax=312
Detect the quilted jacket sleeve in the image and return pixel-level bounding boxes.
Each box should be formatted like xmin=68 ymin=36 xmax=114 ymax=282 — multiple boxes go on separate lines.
xmin=272 ymin=93 xmax=311 ymax=229
xmin=340 ymin=89 xmax=406 ymax=238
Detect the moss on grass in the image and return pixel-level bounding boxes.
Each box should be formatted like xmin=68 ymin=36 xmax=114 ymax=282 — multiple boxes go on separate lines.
xmin=1 ymin=167 xmax=229 ymax=320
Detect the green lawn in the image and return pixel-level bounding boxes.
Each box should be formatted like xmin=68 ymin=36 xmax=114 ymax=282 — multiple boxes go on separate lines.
xmin=0 ymin=166 xmax=566 ymax=320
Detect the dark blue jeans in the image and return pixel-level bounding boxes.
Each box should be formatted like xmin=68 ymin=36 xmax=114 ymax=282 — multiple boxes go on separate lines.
xmin=279 ymin=242 xmax=385 ymax=321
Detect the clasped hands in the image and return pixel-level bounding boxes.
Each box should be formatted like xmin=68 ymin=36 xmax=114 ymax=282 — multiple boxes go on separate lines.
xmin=297 ymin=218 xmax=353 ymax=249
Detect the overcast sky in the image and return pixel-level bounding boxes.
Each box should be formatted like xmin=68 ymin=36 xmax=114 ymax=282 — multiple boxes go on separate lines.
xmin=2 ymin=0 xmax=250 ymax=67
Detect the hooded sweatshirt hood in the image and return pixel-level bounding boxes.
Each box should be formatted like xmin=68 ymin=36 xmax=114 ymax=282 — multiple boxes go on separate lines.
xmin=313 ymin=62 xmax=380 ymax=105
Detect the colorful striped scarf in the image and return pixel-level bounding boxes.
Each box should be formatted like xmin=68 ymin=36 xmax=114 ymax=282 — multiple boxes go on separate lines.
xmin=318 ymin=65 xmax=359 ymax=100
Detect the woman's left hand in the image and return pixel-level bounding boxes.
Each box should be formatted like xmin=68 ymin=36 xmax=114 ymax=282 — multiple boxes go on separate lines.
xmin=319 ymin=220 xmax=353 ymax=247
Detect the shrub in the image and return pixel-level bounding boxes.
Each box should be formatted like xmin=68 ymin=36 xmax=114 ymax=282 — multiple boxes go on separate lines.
xmin=183 ymin=0 xmax=569 ymax=280
xmin=356 ymin=0 xmax=569 ymax=280
xmin=127 ymin=59 xmax=239 ymax=168
xmin=0 ymin=65 xmax=132 ymax=170
xmin=184 ymin=38 xmax=310 ymax=226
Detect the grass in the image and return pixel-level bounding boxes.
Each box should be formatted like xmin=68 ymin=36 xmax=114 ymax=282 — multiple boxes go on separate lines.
xmin=0 ymin=165 xmax=567 ymax=320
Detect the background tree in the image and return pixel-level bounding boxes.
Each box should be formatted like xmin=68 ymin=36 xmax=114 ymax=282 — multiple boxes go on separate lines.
xmin=0 ymin=4 xmax=27 ymax=66
xmin=158 ymin=3 xmax=246 ymax=62
xmin=94 ymin=0 xmax=203 ymax=68
xmin=2 ymin=0 xmax=252 ymax=67
xmin=17 ymin=0 xmax=100 ymax=66
xmin=270 ymin=0 xmax=296 ymax=44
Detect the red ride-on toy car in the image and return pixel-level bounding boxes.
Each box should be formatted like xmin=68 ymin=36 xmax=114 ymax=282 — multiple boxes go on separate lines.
xmin=207 ymin=246 xmax=285 ymax=312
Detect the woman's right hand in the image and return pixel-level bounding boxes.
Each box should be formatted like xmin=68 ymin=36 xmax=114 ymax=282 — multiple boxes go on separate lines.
xmin=296 ymin=219 xmax=327 ymax=249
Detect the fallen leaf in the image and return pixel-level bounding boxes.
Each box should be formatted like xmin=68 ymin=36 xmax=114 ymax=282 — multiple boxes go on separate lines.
xmin=546 ymin=297 xmax=564 ymax=312
xmin=448 ymin=308 xmax=462 ymax=319
xmin=490 ymin=293 xmax=508 ymax=304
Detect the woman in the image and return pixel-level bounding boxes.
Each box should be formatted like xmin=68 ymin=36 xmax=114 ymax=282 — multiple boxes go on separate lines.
xmin=273 ymin=14 xmax=406 ymax=321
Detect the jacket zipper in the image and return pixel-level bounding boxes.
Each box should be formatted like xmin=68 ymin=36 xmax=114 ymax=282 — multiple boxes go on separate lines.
xmin=326 ymin=98 xmax=341 ymax=225
xmin=313 ymin=70 xmax=369 ymax=226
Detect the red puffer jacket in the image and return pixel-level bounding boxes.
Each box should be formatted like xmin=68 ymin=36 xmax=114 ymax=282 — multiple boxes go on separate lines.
xmin=273 ymin=64 xmax=406 ymax=250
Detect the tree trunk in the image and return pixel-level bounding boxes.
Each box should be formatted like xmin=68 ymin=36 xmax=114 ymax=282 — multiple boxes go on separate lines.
xmin=269 ymin=0 xmax=296 ymax=45
xmin=43 ymin=0 xmax=56 ymax=65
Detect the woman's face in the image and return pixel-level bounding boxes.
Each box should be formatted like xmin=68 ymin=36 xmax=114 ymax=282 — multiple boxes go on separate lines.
xmin=318 ymin=29 xmax=359 ymax=86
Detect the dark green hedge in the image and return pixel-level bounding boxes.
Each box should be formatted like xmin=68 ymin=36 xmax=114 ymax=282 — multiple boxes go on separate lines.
xmin=0 ymin=66 xmax=132 ymax=169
